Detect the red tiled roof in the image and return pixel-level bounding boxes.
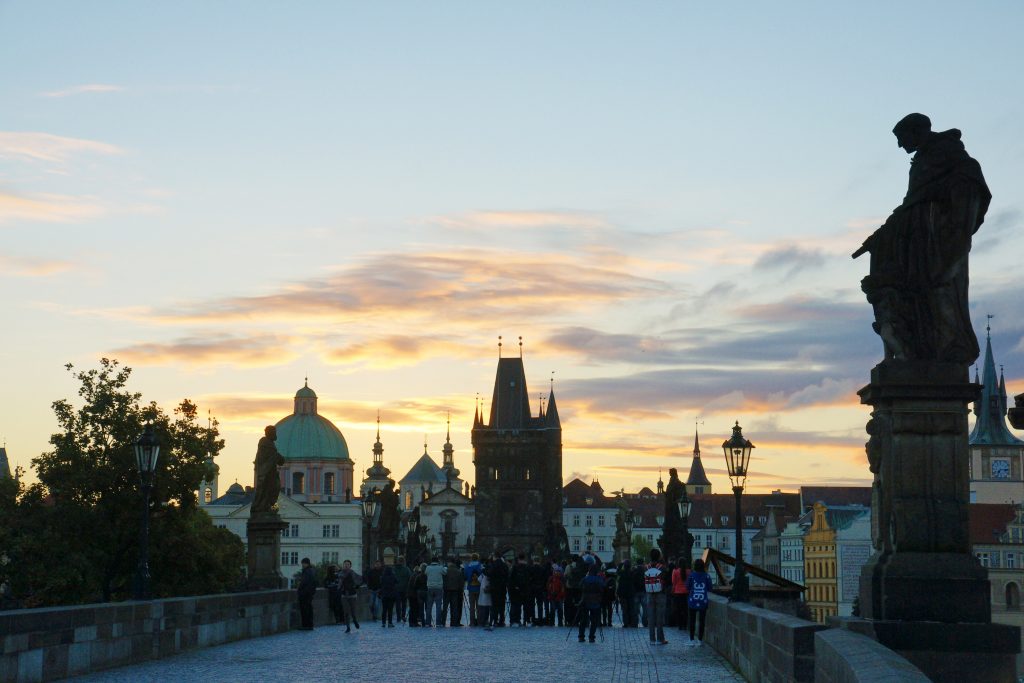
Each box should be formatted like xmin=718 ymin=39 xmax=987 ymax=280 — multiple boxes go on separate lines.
xmin=969 ymin=503 xmax=1017 ymax=545
xmin=799 ymin=486 xmax=872 ymax=511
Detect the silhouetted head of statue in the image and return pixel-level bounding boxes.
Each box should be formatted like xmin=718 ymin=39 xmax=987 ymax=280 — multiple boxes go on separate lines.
xmin=893 ymin=113 xmax=932 ymax=154
xmin=265 ymin=425 xmax=277 ymax=440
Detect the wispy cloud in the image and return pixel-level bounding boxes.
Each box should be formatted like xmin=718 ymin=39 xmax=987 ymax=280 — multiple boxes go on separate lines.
xmin=753 ymin=245 xmax=827 ymax=277
xmin=0 ymin=253 xmax=74 ymax=277
xmin=321 ymin=335 xmax=478 ymax=369
xmin=432 ymin=210 xmax=608 ymax=230
xmin=39 ymin=84 xmax=125 ymax=98
xmin=112 ymin=333 xmax=300 ymax=368
xmin=0 ymin=190 xmax=106 ymax=224
xmin=153 ymin=248 xmax=670 ymax=326
xmin=0 ymin=131 xmax=122 ymax=163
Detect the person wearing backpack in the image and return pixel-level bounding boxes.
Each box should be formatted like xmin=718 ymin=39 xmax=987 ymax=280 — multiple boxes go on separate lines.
xmin=686 ymin=558 xmax=712 ymax=644
xmin=643 ymin=548 xmax=670 ymax=645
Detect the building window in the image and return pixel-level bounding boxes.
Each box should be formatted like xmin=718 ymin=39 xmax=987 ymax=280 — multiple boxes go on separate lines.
xmin=324 ymin=473 xmax=336 ymax=495
xmin=322 ymin=551 xmax=339 ymax=565
xmin=405 ymin=491 xmax=413 ymax=510
xmin=290 ymin=551 xmax=299 ymax=565
xmin=292 ymin=472 xmax=305 ymax=494
xmin=598 ymin=538 xmax=605 ymax=551
xmin=1006 ymin=583 xmax=1021 ymax=610
xmin=572 ymin=514 xmax=580 ymax=527
xmin=992 ymin=552 xmax=1002 ymax=569
xmin=290 ymin=524 xmax=299 ymax=537
xmin=573 ymin=538 xmax=580 ymax=551
xmin=585 ymin=497 xmax=593 ymax=506
xmin=598 ymin=516 xmax=605 ymax=527
xmin=977 ymin=552 xmax=990 ymax=567
xmin=759 ymin=515 xmax=767 ymax=526
xmin=705 ymin=534 xmax=712 ymax=546
xmin=746 ymin=515 xmax=754 ymax=526
xmin=586 ymin=515 xmax=593 ymax=527
xmin=647 ymin=534 xmax=654 ymax=542
xmin=694 ymin=536 xmax=702 ymax=547
xmin=281 ymin=552 xmax=289 ymax=565
xmin=204 ymin=487 xmax=213 ymax=504
xmin=332 ymin=524 xmax=340 ymax=538
xmin=323 ymin=524 xmax=330 ymax=538
xmin=704 ymin=516 xmax=713 ymax=526
xmin=1008 ymin=553 xmax=1016 ymax=569
xmin=721 ymin=536 xmax=729 ymax=549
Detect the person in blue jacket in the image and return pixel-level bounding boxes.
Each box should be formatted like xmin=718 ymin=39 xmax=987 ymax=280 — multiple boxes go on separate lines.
xmin=686 ymin=558 xmax=711 ymax=644
xmin=578 ymin=565 xmax=605 ymax=643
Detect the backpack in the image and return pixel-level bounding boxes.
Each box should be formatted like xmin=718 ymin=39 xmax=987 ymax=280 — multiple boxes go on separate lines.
xmin=644 ymin=565 xmax=664 ymax=593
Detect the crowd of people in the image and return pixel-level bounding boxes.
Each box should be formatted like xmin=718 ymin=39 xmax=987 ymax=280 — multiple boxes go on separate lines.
xmin=295 ymin=548 xmax=712 ymax=646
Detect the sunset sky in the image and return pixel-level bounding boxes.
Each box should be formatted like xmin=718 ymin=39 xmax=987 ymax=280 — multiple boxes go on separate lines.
xmin=2 ymin=2 xmax=1023 ymax=496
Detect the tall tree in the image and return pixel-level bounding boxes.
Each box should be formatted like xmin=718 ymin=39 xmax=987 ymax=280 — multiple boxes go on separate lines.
xmin=12 ymin=359 xmax=243 ymax=605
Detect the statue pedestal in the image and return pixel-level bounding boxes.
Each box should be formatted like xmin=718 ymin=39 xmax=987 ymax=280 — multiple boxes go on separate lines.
xmin=856 ymin=361 xmax=1019 ymax=681
xmin=247 ymin=512 xmax=288 ymax=590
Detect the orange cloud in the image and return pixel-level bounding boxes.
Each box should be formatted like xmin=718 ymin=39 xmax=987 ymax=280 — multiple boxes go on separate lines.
xmin=113 ymin=334 xmax=300 ymax=368
xmin=0 ymin=253 xmax=74 ymax=277
xmin=321 ymin=335 xmax=477 ymax=369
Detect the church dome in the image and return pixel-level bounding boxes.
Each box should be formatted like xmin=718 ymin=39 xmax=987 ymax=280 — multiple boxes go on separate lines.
xmin=274 ymin=381 xmax=352 ymax=462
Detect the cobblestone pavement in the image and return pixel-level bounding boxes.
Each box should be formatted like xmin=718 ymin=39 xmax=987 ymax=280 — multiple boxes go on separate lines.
xmin=70 ymin=622 xmax=744 ymax=683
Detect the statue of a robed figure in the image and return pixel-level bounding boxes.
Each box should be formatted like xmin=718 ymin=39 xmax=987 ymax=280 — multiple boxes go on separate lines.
xmin=853 ymin=113 xmax=991 ymax=363
xmin=247 ymin=425 xmax=287 ymax=589
xmin=847 ymin=115 xmax=1018 ymax=683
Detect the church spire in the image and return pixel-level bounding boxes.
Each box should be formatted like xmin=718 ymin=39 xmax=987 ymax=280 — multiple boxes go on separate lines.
xmin=969 ymin=318 xmax=1023 ymax=446
xmin=686 ymin=423 xmax=712 ymax=493
xmin=442 ymin=412 xmax=460 ymax=479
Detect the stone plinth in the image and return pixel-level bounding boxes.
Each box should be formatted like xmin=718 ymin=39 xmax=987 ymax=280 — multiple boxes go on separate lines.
xmin=247 ymin=513 xmax=287 ymax=590
xmin=835 ymin=617 xmax=1019 ymax=683
xmin=855 ymin=360 xmax=1020 ymax=681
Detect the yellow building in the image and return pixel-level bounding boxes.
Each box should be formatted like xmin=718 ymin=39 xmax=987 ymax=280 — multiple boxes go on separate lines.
xmin=804 ymin=502 xmax=837 ymax=623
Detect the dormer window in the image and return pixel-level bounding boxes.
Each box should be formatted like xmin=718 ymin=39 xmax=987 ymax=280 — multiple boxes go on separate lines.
xmin=721 ymin=515 xmax=729 ymax=526
xmin=746 ymin=515 xmax=754 ymax=526
xmin=585 ymin=497 xmax=593 ymax=506
xmin=704 ymin=516 xmax=713 ymax=526
xmin=758 ymin=515 xmax=767 ymax=526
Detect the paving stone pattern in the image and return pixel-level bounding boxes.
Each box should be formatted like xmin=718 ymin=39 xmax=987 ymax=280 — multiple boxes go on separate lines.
xmin=69 ymin=622 xmax=744 ymax=683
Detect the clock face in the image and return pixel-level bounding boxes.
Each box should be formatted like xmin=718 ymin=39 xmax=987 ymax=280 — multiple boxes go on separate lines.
xmin=991 ymin=459 xmax=1011 ymax=479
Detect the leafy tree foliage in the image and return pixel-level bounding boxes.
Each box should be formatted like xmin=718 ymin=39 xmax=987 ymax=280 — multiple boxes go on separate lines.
xmin=7 ymin=359 xmax=244 ymax=606
xmin=632 ymin=534 xmax=654 ymax=561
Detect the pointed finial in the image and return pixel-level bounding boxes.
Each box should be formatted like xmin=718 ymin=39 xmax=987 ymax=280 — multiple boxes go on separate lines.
xmin=550 ymin=370 xmax=555 ymax=391
xmin=305 ymin=375 xmax=309 ymax=387
xmin=424 ymin=435 xmax=428 ymax=452
xmin=376 ymin=410 xmax=381 ymax=440
xmin=519 ymin=336 xmax=523 ymax=358
xmin=987 ymin=314 xmax=994 ymax=337
xmin=498 ymin=335 xmax=503 ymax=358
xmin=446 ymin=411 xmax=451 ymax=441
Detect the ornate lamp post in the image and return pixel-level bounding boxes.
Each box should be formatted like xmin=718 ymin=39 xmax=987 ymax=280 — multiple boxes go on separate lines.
xmin=417 ymin=524 xmax=429 ymax=563
xmin=405 ymin=515 xmax=418 ymax=565
xmin=585 ymin=528 xmax=594 ymax=553
xmin=362 ymin=491 xmax=379 ymax=572
xmin=623 ymin=510 xmax=635 ymax=563
xmin=722 ymin=421 xmax=754 ymax=602
xmin=677 ymin=487 xmax=693 ymax=569
xmin=133 ymin=422 xmax=160 ymax=600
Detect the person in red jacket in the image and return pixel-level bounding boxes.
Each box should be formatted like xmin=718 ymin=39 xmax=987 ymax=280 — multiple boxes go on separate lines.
xmin=546 ymin=567 xmax=566 ymax=627
xmin=671 ymin=561 xmax=690 ymax=632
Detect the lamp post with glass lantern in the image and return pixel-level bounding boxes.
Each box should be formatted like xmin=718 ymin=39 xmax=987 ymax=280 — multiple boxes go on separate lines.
xmin=677 ymin=487 xmax=693 ymax=569
xmin=585 ymin=528 xmax=595 ymax=553
xmin=722 ymin=421 xmax=754 ymax=602
xmin=404 ymin=515 xmax=418 ymax=566
xmin=133 ymin=422 xmax=160 ymax=600
xmin=622 ymin=509 xmax=636 ymax=563
xmin=362 ymin=491 xmax=379 ymax=573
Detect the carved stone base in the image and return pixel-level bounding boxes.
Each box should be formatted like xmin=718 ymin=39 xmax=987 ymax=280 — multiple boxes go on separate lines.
xmin=834 ymin=616 xmax=1020 ymax=683
xmin=247 ymin=513 xmax=288 ymax=590
xmin=859 ymin=551 xmax=989 ymax=623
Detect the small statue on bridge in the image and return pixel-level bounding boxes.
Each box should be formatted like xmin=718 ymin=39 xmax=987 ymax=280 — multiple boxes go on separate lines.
xmin=251 ymin=425 xmax=284 ymax=515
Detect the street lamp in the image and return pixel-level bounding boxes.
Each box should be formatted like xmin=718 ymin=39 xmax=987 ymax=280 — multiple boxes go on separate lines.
xmin=362 ymin=490 xmax=379 ymax=572
xmin=722 ymin=420 xmax=754 ymax=602
xmin=133 ymin=422 xmax=160 ymax=600
xmin=677 ymin=488 xmax=693 ymax=569
xmin=585 ymin=528 xmax=594 ymax=552
xmin=623 ymin=510 xmax=635 ymax=562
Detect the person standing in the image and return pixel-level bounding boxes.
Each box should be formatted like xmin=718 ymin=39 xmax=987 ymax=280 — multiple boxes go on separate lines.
xmin=379 ymin=565 xmax=398 ymax=627
xmin=365 ymin=559 xmax=383 ymax=622
xmin=687 ymin=558 xmax=711 ymax=644
xmin=424 ymin=557 xmax=446 ymax=627
xmin=325 ymin=564 xmax=344 ymax=625
xmin=464 ymin=553 xmax=484 ymax=626
xmin=414 ymin=563 xmax=429 ymax=626
xmin=338 ymin=559 xmax=362 ymax=633
xmin=443 ymin=557 xmax=465 ymax=626
xmin=546 ymin=565 xmax=566 ymax=627
xmin=617 ymin=560 xmax=636 ymax=627
xmin=644 ymin=548 xmax=669 ymax=645
xmin=485 ymin=553 xmax=508 ymax=627
xmin=671 ymin=560 xmax=690 ymax=632
xmin=478 ymin=571 xmax=494 ymax=631
xmin=565 ymin=555 xmax=585 ymax=627
xmin=631 ymin=559 xmax=647 ymax=628
xmin=392 ymin=558 xmax=411 ymax=624
xmin=508 ymin=554 xmax=530 ymax=626
xmin=297 ymin=557 xmax=317 ymax=630
xmin=406 ymin=564 xmax=422 ymax=627
xmin=578 ymin=565 xmax=604 ymax=643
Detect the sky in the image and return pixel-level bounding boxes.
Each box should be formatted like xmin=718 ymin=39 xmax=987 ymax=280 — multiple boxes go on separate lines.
xmin=2 ymin=2 xmax=1023 ymax=496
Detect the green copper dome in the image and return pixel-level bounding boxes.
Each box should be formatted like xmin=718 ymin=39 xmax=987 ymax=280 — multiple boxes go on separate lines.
xmin=274 ymin=382 xmax=351 ymax=462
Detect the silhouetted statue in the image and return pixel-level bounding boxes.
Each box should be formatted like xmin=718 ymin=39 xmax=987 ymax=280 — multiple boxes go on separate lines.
xmin=251 ymin=425 xmax=284 ymax=515
xmin=378 ymin=481 xmax=400 ymax=539
xmin=663 ymin=468 xmax=684 ymax=527
xmin=853 ymin=113 xmax=991 ymax=364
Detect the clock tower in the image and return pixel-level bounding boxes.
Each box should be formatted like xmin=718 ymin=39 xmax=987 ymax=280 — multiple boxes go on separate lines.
xmin=969 ymin=323 xmax=1024 ymax=503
